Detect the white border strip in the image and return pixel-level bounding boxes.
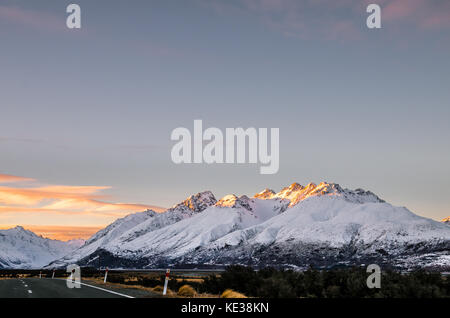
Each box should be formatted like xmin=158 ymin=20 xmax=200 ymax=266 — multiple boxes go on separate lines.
xmin=54 ymin=278 xmax=134 ymax=298
xmin=75 ymin=281 xmax=135 ymax=298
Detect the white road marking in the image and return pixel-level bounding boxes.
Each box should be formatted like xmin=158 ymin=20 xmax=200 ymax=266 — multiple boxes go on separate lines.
xmin=53 ymin=279 xmax=134 ymax=298
xmin=24 ymin=284 xmax=28 ymax=287
xmin=77 ymin=281 xmax=134 ymax=298
xmin=28 ymin=290 xmax=32 ymax=294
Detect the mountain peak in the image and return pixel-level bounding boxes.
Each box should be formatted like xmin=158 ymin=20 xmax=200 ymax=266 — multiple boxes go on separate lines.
xmin=216 ymin=194 xmax=252 ymax=211
xmin=44 ymin=182 xmax=450 ymax=271
xmin=0 ymin=227 xmax=84 ymax=269
xmin=173 ymin=191 xmax=217 ymax=213
xmin=254 ymin=182 xmax=383 ymax=207
xmin=289 ymin=182 xmax=304 ymax=190
xmin=9 ymin=225 xmax=36 ymax=236
xmin=313 ymin=182 xmax=344 ymax=195
xmin=254 ymin=188 xmax=276 ymax=199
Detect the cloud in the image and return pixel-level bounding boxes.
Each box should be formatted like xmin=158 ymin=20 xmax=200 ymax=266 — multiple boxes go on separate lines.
xmin=0 ymin=224 xmax=102 ymax=241
xmin=0 ymin=137 xmax=45 ymax=143
xmin=198 ymin=0 xmax=450 ymax=40
xmin=198 ymin=0 xmax=363 ymax=40
xmin=0 ymin=185 xmax=109 ymax=206
xmin=0 ymin=183 xmax=165 ymax=212
xmin=0 ymin=173 xmax=35 ymax=184
xmin=380 ymin=0 xmax=450 ymax=29
xmin=0 ymin=173 xmax=166 ymax=237
xmin=0 ymin=5 xmax=65 ymax=32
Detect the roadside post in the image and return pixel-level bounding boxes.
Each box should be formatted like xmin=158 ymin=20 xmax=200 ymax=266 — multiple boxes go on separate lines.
xmin=163 ymin=269 xmax=170 ymax=295
xmin=39 ymin=271 xmax=42 ymax=279
xmin=52 ymin=270 xmax=55 ymax=279
xmin=104 ymin=267 xmax=108 ymax=283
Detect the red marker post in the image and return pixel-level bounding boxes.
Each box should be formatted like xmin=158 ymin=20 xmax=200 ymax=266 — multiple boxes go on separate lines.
xmin=163 ymin=269 xmax=170 ymax=296
xmin=104 ymin=268 xmax=108 ymax=283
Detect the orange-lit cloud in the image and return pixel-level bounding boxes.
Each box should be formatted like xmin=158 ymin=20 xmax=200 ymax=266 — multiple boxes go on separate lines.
xmin=0 ymin=173 xmax=35 ymax=183
xmin=0 ymin=225 xmax=102 ymax=241
xmin=0 ymin=185 xmax=110 ymax=206
xmin=0 ymin=173 xmax=166 ymax=240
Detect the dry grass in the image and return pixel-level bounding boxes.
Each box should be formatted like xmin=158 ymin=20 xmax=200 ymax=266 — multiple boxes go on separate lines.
xmin=83 ymin=277 xmax=159 ymax=294
xmin=177 ymin=284 xmax=197 ymax=297
xmin=175 ymin=278 xmax=204 ymax=283
xmin=82 ymin=275 xmax=220 ymax=298
xmin=0 ymin=274 xmax=32 ymax=279
xmin=152 ymin=285 xmax=164 ymax=292
xmin=84 ymin=277 xmax=178 ymax=297
xmin=152 ymin=285 xmax=175 ymax=296
xmin=221 ymin=289 xmax=247 ymax=298
xmin=194 ymin=293 xmax=220 ymax=298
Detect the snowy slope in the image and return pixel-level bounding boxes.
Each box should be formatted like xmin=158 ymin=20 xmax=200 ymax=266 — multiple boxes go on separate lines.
xmin=0 ymin=226 xmax=84 ymax=269
xmin=211 ymin=195 xmax=448 ymax=248
xmin=46 ymin=191 xmax=217 ymax=268
xmin=114 ymin=192 xmax=217 ymax=244
xmin=47 ymin=183 xmax=450 ymax=270
xmin=46 ymin=210 xmax=158 ymax=267
xmin=105 ymin=195 xmax=288 ymax=259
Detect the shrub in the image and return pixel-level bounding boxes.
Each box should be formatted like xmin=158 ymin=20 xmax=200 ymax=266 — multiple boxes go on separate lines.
xmin=139 ymin=276 xmax=162 ymax=288
xmin=153 ymin=285 xmax=164 ymax=292
xmin=256 ymin=277 xmax=296 ymax=298
xmin=107 ymin=274 xmax=124 ymax=284
xmin=153 ymin=285 xmax=174 ymax=295
xmin=178 ymin=285 xmax=197 ymax=297
xmin=221 ymin=289 xmax=247 ymax=298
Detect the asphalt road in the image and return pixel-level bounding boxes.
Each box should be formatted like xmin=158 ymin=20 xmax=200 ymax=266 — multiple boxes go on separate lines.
xmin=0 ymin=278 xmax=133 ymax=298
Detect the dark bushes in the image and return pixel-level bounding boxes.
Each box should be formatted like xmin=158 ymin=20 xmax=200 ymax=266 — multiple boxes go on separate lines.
xmin=201 ymin=266 xmax=449 ymax=298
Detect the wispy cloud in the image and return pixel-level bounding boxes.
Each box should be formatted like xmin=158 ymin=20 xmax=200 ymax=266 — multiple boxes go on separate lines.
xmin=198 ymin=0 xmax=450 ymax=40
xmin=0 ymin=173 xmax=166 ymax=238
xmin=198 ymin=0 xmax=363 ymax=40
xmin=0 ymin=5 xmax=65 ymax=32
xmin=0 ymin=173 xmax=35 ymax=184
xmin=380 ymin=0 xmax=450 ymax=29
xmin=0 ymin=185 xmax=109 ymax=206
xmin=0 ymin=181 xmax=165 ymax=212
xmin=0 ymin=224 xmax=102 ymax=241
xmin=0 ymin=136 xmax=45 ymax=143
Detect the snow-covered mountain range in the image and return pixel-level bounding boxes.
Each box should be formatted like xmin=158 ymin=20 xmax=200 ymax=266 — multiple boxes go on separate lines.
xmin=0 ymin=226 xmax=84 ymax=269
xmin=46 ymin=182 xmax=450 ymax=271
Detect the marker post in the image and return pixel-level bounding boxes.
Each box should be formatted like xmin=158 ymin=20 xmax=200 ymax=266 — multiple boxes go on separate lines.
xmin=104 ymin=268 xmax=108 ymax=283
xmin=163 ymin=269 xmax=170 ymax=296
xmin=52 ymin=270 xmax=55 ymax=279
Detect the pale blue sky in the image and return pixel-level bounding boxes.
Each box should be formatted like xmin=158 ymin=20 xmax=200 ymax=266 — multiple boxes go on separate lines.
xmin=0 ymin=0 xmax=449 ymax=228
